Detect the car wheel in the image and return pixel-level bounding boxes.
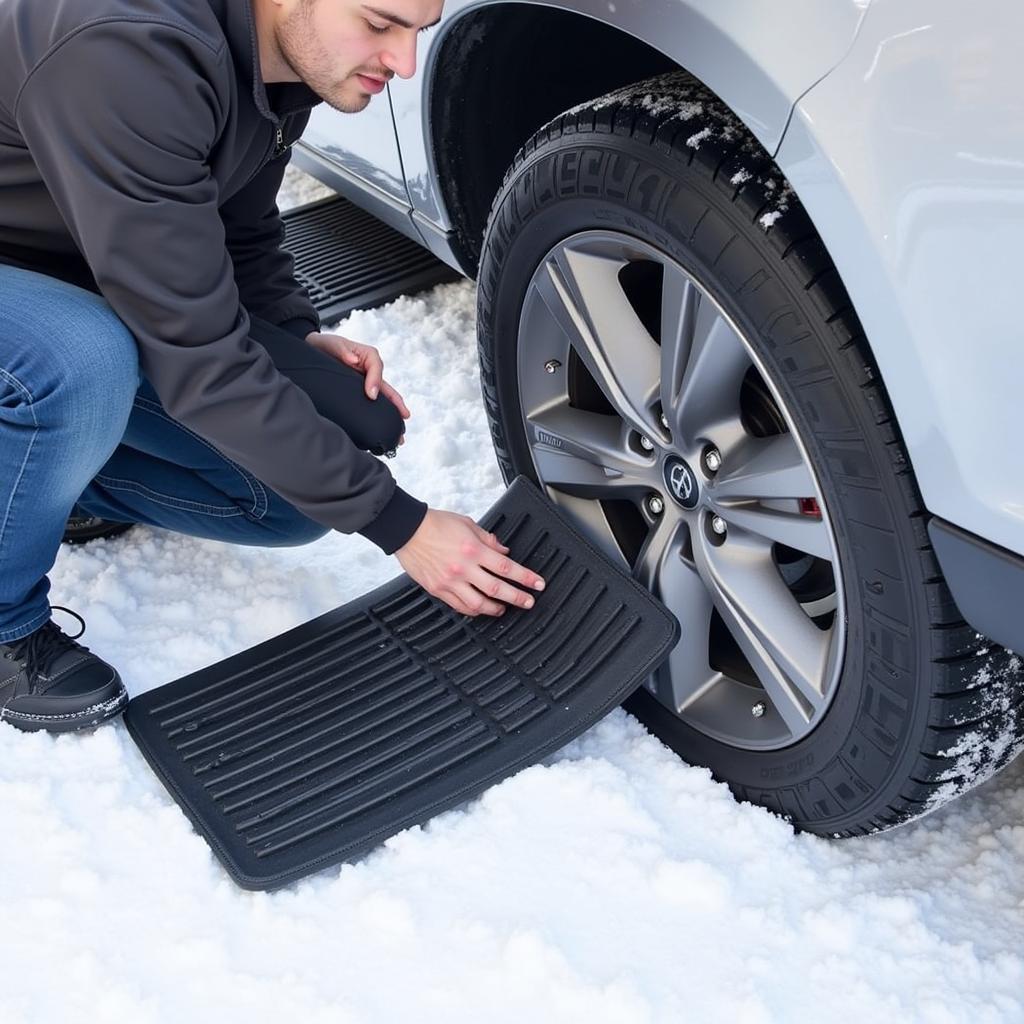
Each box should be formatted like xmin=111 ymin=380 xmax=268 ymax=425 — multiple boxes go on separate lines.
xmin=475 ymin=71 xmax=1024 ymax=836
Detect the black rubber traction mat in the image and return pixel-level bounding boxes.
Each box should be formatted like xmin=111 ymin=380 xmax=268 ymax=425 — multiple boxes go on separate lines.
xmin=124 ymin=477 xmax=680 ymax=890
xmin=282 ymin=195 xmax=460 ymax=325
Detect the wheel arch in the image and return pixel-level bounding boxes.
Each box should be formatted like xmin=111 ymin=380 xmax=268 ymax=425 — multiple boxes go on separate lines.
xmin=418 ymin=0 xmax=866 ymax=274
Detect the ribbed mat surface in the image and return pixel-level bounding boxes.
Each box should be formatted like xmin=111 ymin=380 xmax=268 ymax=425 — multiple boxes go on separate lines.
xmin=125 ymin=477 xmax=680 ymax=890
xmin=281 ymin=196 xmax=459 ymax=324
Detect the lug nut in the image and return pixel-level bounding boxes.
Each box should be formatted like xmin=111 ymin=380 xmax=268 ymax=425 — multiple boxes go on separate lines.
xmin=711 ymin=515 xmax=727 ymax=536
xmin=544 ymin=359 xmax=562 ymax=374
xmin=704 ymin=448 xmax=722 ymax=473
xmin=647 ymin=495 xmax=664 ymax=516
xmin=751 ymin=702 xmax=766 ymax=718
xmin=638 ymin=434 xmax=654 ymax=452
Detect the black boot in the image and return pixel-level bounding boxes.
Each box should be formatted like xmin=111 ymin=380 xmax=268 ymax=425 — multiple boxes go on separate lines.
xmin=62 ymin=511 xmax=135 ymax=545
xmin=0 ymin=607 xmax=128 ymax=733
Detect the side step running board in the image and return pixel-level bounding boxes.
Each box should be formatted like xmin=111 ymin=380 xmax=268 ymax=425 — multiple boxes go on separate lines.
xmin=282 ymin=195 xmax=460 ymax=325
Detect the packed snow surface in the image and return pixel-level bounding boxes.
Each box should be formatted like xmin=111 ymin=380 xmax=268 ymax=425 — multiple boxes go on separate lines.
xmin=0 ymin=168 xmax=1021 ymax=1023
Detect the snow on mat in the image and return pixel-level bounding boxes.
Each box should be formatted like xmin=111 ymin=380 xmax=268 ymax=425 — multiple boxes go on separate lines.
xmin=124 ymin=476 xmax=680 ymax=890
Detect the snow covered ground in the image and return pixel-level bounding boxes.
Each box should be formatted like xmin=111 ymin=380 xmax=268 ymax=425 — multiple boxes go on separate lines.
xmin=1 ymin=167 xmax=1021 ymax=1023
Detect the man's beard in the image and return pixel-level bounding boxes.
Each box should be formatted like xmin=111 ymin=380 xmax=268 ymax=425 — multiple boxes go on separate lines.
xmin=276 ymin=3 xmax=368 ymax=114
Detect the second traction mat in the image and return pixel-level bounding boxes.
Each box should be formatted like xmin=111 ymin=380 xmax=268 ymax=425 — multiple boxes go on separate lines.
xmin=125 ymin=477 xmax=681 ymax=890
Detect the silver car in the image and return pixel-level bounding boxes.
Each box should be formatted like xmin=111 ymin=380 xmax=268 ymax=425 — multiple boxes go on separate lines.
xmin=294 ymin=0 xmax=1024 ymax=837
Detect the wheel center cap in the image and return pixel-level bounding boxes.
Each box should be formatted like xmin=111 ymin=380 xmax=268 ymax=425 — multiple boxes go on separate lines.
xmin=663 ymin=456 xmax=700 ymax=510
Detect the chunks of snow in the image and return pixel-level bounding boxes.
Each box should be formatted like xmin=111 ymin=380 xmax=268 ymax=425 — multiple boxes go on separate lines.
xmin=686 ymin=127 xmax=713 ymax=150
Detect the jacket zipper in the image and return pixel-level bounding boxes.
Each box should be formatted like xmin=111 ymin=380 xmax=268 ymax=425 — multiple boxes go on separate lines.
xmin=241 ymin=124 xmax=289 ymax=190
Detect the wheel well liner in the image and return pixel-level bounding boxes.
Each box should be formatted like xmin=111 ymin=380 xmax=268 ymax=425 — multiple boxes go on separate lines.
xmin=429 ymin=6 xmax=675 ymax=275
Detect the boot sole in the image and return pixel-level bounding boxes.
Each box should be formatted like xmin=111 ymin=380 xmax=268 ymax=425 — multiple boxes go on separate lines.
xmin=61 ymin=521 xmax=135 ymax=545
xmin=1 ymin=686 xmax=129 ymax=733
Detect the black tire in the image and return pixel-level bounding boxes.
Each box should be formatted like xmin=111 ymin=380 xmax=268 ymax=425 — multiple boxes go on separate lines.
xmin=475 ymin=70 xmax=1024 ymax=836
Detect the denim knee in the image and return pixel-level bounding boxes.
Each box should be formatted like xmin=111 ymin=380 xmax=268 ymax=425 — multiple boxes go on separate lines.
xmin=285 ymin=519 xmax=331 ymax=547
xmin=1 ymin=269 xmax=139 ymax=448
xmin=257 ymin=508 xmax=331 ymax=548
xmin=41 ymin=296 xmax=139 ymax=435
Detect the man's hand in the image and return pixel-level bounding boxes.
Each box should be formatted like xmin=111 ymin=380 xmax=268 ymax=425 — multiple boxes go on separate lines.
xmin=305 ymin=330 xmax=410 ymax=445
xmin=395 ymin=509 xmax=546 ymax=617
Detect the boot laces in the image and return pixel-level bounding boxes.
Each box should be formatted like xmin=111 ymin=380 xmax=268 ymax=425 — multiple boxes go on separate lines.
xmin=5 ymin=607 xmax=89 ymax=688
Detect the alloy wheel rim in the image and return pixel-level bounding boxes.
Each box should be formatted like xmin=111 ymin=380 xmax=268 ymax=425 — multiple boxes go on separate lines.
xmin=515 ymin=230 xmax=846 ymax=751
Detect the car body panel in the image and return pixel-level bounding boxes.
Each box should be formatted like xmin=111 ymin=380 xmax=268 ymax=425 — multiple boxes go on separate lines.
xmin=387 ymin=0 xmax=870 ymax=231
xmin=301 ymin=90 xmax=408 ymax=206
xmin=776 ymin=0 xmax=1024 ymax=557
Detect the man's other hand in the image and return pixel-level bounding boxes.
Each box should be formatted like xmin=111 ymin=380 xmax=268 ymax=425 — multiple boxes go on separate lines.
xmin=395 ymin=509 xmax=546 ymax=617
xmin=306 ymin=330 xmax=410 ymax=444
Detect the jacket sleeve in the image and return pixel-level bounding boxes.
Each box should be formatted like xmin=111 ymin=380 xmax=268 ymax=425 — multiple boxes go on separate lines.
xmin=15 ymin=21 xmax=426 ymax=554
xmin=219 ymin=129 xmax=320 ymax=342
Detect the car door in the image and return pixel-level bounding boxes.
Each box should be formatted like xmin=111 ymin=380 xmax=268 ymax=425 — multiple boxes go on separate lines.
xmin=297 ymin=97 xmax=411 ymax=233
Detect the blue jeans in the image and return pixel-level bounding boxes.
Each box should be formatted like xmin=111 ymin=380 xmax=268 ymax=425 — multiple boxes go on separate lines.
xmin=0 ymin=264 xmax=404 ymax=643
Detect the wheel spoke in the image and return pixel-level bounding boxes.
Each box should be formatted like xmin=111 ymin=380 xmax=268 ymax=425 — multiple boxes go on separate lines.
xmin=714 ymin=434 xmax=818 ymax=501
xmin=528 ymin=404 xmax=656 ymax=500
xmin=709 ymin=434 xmax=832 ymax=560
xmin=669 ymin=301 xmax=752 ymax=448
xmin=633 ymin=510 xmax=688 ymax=594
xmin=694 ymin=528 xmax=831 ymax=734
xmin=713 ymin=504 xmax=832 ymax=561
xmin=659 ymin=266 xmax=699 ymax=432
xmin=634 ymin=516 xmax=720 ymax=714
xmin=535 ymin=245 xmax=661 ymax=437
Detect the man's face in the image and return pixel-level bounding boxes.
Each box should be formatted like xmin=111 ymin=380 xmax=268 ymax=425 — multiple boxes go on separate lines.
xmin=275 ymin=0 xmax=444 ymax=113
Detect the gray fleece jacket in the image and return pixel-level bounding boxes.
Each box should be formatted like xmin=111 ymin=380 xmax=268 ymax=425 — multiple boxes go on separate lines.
xmin=0 ymin=0 xmax=427 ymax=554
